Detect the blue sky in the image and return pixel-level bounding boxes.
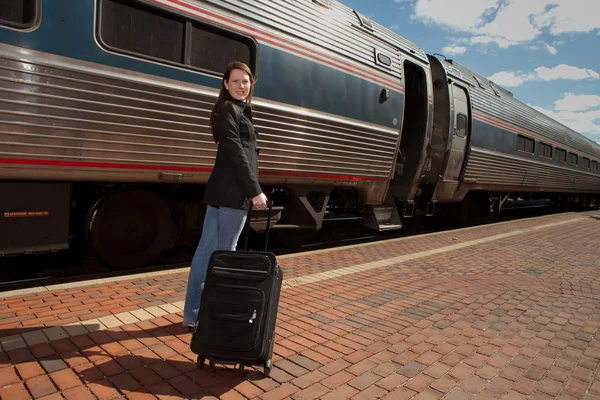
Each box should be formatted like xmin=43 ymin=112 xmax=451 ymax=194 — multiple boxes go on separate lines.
xmin=338 ymin=0 xmax=600 ymax=143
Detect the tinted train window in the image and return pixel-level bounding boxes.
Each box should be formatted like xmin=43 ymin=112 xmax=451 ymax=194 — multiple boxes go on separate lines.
xmin=189 ymin=26 xmax=251 ymax=74
xmin=376 ymin=52 xmax=392 ymax=67
xmin=569 ymin=153 xmax=578 ymax=165
xmin=0 ymin=0 xmax=38 ymax=29
xmin=557 ymin=148 xmax=567 ymax=162
xmin=98 ymin=0 xmax=256 ymax=75
xmin=593 ymin=160 xmax=598 ymax=170
xmin=538 ymin=142 xmax=552 ymax=158
xmin=456 ymin=113 xmax=468 ymax=138
xmin=583 ymin=157 xmax=590 ymax=169
xmin=517 ymin=135 xmax=534 ymax=154
xmin=100 ymin=0 xmax=184 ymax=63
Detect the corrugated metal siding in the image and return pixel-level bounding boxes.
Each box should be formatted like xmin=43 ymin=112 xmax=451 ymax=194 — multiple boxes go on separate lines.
xmin=201 ymin=0 xmax=426 ymax=78
xmin=254 ymin=107 xmax=397 ymax=178
xmin=442 ymin=59 xmax=600 ymax=160
xmin=0 ymin=51 xmax=397 ymax=183
xmin=464 ymin=147 xmax=600 ymax=192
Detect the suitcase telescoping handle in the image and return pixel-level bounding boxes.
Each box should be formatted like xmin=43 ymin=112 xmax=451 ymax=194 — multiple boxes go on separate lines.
xmin=241 ymin=200 xmax=273 ymax=251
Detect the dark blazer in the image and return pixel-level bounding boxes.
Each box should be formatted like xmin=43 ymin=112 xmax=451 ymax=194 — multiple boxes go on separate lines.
xmin=204 ymin=100 xmax=261 ymax=210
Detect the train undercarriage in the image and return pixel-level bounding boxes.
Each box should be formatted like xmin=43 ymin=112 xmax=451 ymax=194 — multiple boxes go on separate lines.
xmin=1 ymin=181 xmax=336 ymax=269
xmin=1 ymin=180 xmax=596 ymax=271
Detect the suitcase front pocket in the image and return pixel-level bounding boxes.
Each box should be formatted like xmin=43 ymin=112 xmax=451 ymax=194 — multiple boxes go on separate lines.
xmin=211 ymin=252 xmax=274 ymax=281
xmin=201 ymin=285 xmax=265 ymax=352
xmin=209 ymin=302 xmax=258 ymax=322
xmin=212 ymin=266 xmax=269 ymax=281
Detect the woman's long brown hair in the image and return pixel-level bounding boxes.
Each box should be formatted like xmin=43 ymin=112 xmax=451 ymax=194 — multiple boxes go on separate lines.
xmin=209 ymin=62 xmax=255 ymax=144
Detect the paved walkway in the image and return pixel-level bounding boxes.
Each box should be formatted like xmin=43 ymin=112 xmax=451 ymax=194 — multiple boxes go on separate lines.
xmin=0 ymin=211 xmax=599 ymax=399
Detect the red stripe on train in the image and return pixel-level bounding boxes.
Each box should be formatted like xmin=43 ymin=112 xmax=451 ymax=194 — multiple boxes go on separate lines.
xmin=0 ymin=158 xmax=387 ymax=182
xmin=0 ymin=157 xmax=212 ymax=172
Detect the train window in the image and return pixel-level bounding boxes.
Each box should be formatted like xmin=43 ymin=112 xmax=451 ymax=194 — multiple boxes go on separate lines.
xmin=583 ymin=157 xmax=590 ymax=169
xmin=189 ymin=25 xmax=252 ymax=74
xmin=593 ymin=160 xmax=598 ymax=170
xmin=98 ymin=0 xmax=256 ymax=76
xmin=516 ymin=135 xmax=534 ymax=154
xmin=556 ymin=148 xmax=567 ymax=162
xmin=0 ymin=0 xmax=39 ymax=29
xmin=538 ymin=142 xmax=552 ymax=159
xmin=456 ymin=113 xmax=468 ymax=138
xmin=100 ymin=0 xmax=185 ymax=63
xmin=569 ymin=153 xmax=578 ymax=165
xmin=375 ymin=50 xmax=392 ymax=67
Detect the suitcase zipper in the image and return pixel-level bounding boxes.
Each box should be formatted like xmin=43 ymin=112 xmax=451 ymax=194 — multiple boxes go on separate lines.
xmin=213 ymin=266 xmax=268 ymax=275
xmin=249 ymin=309 xmax=257 ymax=323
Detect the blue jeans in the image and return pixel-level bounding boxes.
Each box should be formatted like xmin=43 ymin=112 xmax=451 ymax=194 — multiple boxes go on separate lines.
xmin=183 ymin=205 xmax=247 ymax=326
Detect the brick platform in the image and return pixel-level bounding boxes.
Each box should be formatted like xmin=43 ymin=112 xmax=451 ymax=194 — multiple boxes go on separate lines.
xmin=1 ymin=211 xmax=599 ymax=399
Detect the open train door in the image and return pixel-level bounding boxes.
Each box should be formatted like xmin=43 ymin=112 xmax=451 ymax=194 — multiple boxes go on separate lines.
xmin=444 ymin=84 xmax=470 ymax=181
xmin=431 ymin=83 xmax=471 ymax=202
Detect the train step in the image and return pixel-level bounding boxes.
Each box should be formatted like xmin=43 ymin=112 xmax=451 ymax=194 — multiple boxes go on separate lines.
xmin=361 ymin=194 xmax=402 ymax=232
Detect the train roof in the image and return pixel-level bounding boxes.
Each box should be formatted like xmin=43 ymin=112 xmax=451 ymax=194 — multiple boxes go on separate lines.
xmin=203 ymin=0 xmax=428 ymax=79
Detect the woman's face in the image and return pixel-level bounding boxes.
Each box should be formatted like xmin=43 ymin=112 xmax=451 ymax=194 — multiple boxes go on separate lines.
xmin=224 ymin=69 xmax=251 ymax=101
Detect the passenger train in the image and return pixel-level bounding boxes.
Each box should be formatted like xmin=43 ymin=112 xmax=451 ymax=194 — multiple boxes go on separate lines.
xmin=1 ymin=0 xmax=599 ymax=269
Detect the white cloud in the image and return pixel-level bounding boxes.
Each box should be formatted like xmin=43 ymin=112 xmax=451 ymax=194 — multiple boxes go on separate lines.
xmin=534 ymin=0 xmax=600 ymax=35
xmin=475 ymin=1 xmax=545 ymax=43
xmin=410 ymin=0 xmax=600 ymax=51
xmin=488 ymin=71 xmax=535 ymax=87
xmin=467 ymin=35 xmax=513 ymax=48
xmin=545 ymin=44 xmax=558 ymax=55
xmin=554 ymin=94 xmax=600 ymax=112
xmin=535 ymin=64 xmax=600 ymax=81
xmin=442 ymin=45 xmax=467 ymax=55
xmin=488 ymin=64 xmax=599 ymax=87
xmin=413 ymin=0 xmax=499 ymax=31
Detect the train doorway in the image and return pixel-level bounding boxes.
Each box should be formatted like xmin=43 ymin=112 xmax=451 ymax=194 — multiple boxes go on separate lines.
xmin=392 ymin=60 xmax=429 ymax=206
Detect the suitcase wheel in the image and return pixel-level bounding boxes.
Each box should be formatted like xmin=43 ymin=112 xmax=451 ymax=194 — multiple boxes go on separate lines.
xmin=196 ymin=356 xmax=205 ymax=369
xmin=238 ymin=362 xmax=244 ymax=374
xmin=209 ymin=360 xmax=215 ymax=369
xmin=264 ymin=360 xmax=272 ymax=377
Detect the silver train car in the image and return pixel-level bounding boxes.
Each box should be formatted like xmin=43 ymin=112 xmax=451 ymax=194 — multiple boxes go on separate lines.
xmin=1 ymin=0 xmax=598 ymax=268
xmin=421 ymin=57 xmax=600 ymax=219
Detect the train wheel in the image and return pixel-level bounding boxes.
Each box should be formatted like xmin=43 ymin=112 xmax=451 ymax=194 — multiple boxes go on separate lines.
xmin=85 ymin=191 xmax=174 ymax=269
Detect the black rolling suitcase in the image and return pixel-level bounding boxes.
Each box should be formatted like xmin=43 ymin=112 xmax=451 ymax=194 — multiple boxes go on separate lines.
xmin=190 ymin=202 xmax=282 ymax=376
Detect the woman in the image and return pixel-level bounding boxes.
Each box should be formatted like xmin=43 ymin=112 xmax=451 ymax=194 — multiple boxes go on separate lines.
xmin=183 ymin=62 xmax=268 ymax=328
